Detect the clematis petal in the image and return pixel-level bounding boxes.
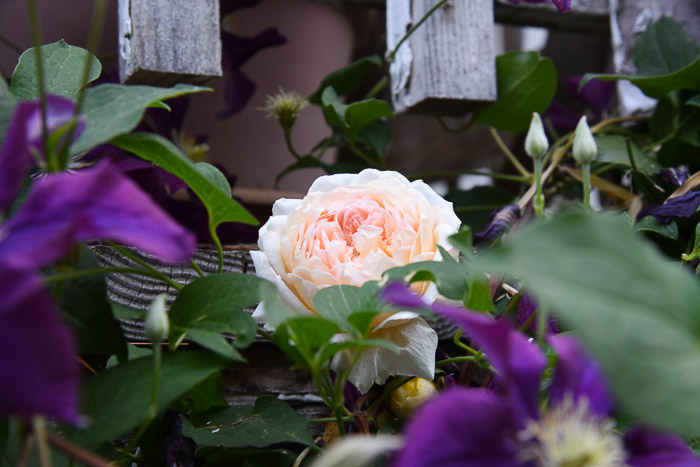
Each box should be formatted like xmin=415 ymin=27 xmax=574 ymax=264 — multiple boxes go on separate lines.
xmin=0 ymin=95 xmax=83 ymax=210
xmin=433 ymin=301 xmax=545 ymax=426
xmin=638 ymin=191 xmax=700 ymax=224
xmin=624 ymin=426 xmax=700 ymax=467
xmin=393 ymin=388 xmax=518 ymax=467
xmin=0 ymin=159 xmax=195 ymax=270
xmin=474 ymin=204 xmax=521 ymax=244
xmin=548 ymin=334 xmax=615 ymax=417
xmin=514 ymin=293 xmax=558 ymax=334
xmin=0 ymin=265 xmax=79 ymax=422
xmin=332 ymin=316 xmax=438 ymax=393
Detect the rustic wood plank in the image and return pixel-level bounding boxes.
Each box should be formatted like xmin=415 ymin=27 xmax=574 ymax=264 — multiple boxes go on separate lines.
xmin=118 ymin=0 xmax=222 ymax=85
xmin=610 ymin=0 xmax=700 ymax=115
xmin=387 ymin=0 xmax=497 ymax=114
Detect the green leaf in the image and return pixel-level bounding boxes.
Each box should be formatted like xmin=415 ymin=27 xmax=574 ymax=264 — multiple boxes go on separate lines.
xmin=0 ymin=82 xmax=18 ymax=161
xmin=465 ymin=275 xmax=495 ymax=312
xmin=58 ymin=247 xmax=127 ymax=361
xmin=449 ymin=228 xmax=474 ymax=258
xmin=321 ymin=86 xmax=348 ymax=127
xmin=355 ymin=120 xmax=391 ymax=158
xmin=383 ymin=261 xmax=469 ymax=301
xmin=313 ymin=283 xmax=381 ymax=338
xmin=446 ymin=186 xmax=516 ymax=233
xmin=634 ymin=16 xmax=699 ymax=77
xmin=70 ymin=351 xmax=231 ymax=447
xmin=10 ymin=40 xmax=101 ymax=100
xmin=183 ymin=396 xmax=315 ymax=448
xmin=344 ymin=98 xmax=394 ymax=141
xmin=472 ymin=51 xmax=557 ymax=132
xmin=650 ymin=97 xmax=678 ymax=141
xmin=473 ymin=211 xmax=700 ymax=435
xmin=71 ymin=83 xmax=209 ymax=154
xmin=188 ymin=371 xmax=229 ymax=412
xmin=581 ymin=60 xmax=700 ymax=99
xmin=687 ymin=94 xmax=700 ymax=107
xmin=112 ymin=132 xmax=257 ymax=225
xmin=194 ymin=162 xmax=232 ymax=196
xmin=309 ymin=55 xmax=383 ymax=104
xmin=595 ymin=134 xmax=661 ymax=173
xmin=681 ymin=222 xmax=700 ymax=262
xmin=273 ymin=317 xmax=339 ymax=369
xmin=635 ymin=215 xmax=679 ymax=240
xmin=180 ymin=328 xmax=245 ymax=361
xmin=658 ymin=138 xmax=700 ymax=167
xmin=169 ymin=274 xmax=265 ymax=351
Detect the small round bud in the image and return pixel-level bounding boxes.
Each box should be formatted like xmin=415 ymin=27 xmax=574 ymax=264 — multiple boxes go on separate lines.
xmin=145 ymin=293 xmax=169 ymax=342
xmin=525 ymin=112 xmax=549 ymax=160
xmin=259 ymin=88 xmax=309 ymax=130
xmin=389 ymin=377 xmax=437 ymax=418
xmin=573 ymin=116 xmax=598 ymax=164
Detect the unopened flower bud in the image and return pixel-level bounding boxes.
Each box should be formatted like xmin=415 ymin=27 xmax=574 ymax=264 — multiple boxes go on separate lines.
xmin=260 ymin=88 xmax=309 ymax=130
xmin=525 ymin=112 xmax=549 ymax=160
xmin=145 ymin=293 xmax=169 ymax=342
xmin=573 ymin=116 xmax=597 ymax=164
xmin=389 ymin=377 xmax=437 ymax=418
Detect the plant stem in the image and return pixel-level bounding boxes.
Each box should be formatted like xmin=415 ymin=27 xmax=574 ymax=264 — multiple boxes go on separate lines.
xmin=489 ymin=127 xmax=531 ymax=178
xmin=533 ymin=157 xmax=544 ymax=218
xmin=406 ymin=170 xmax=528 ymax=183
xmin=388 ymin=0 xmax=449 ymax=61
xmin=124 ymin=343 xmax=162 ymax=458
xmin=582 ymin=162 xmax=592 ymax=213
xmin=309 ymin=416 xmax=354 ymax=423
xmin=283 ymin=128 xmax=303 ymax=160
xmin=436 ymin=356 xmax=476 ymax=367
xmin=189 ymin=259 xmax=205 ymax=277
xmin=106 ymin=243 xmax=184 ymax=291
xmin=364 ymin=76 xmax=388 ymax=99
xmin=0 ymin=33 xmax=23 ymax=54
xmin=46 ymin=433 xmax=111 ymax=467
xmin=31 ymin=417 xmax=50 ymax=467
xmin=365 ymin=376 xmax=413 ymax=416
xmin=349 ymin=141 xmax=386 ymax=170
xmin=25 ymin=0 xmax=50 ymax=170
xmin=208 ymin=223 xmax=224 ymax=273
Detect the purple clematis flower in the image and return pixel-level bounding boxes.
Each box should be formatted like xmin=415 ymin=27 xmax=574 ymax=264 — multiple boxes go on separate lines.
xmin=0 ymin=96 xmax=196 ymax=422
xmin=218 ymin=0 xmax=287 ymax=118
xmin=0 ymin=95 xmax=84 ymax=210
xmin=475 ymin=205 xmax=521 ymax=244
xmin=507 ymin=0 xmax=571 ymax=14
xmin=382 ymin=284 xmax=699 ymax=467
xmin=638 ymin=191 xmax=700 ymax=224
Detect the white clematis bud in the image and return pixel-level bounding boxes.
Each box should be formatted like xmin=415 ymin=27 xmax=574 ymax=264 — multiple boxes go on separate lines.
xmin=525 ymin=112 xmax=549 ymax=160
xmin=145 ymin=293 xmax=169 ymax=342
xmin=573 ymin=116 xmax=598 ymax=164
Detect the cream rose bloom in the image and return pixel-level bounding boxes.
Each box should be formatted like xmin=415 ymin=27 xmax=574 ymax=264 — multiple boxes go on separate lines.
xmin=251 ymin=169 xmax=461 ymax=393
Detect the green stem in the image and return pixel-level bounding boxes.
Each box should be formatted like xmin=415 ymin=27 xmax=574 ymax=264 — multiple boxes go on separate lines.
xmin=124 ymin=343 xmax=162 ymax=458
xmin=388 ymin=0 xmax=449 ymax=61
xmin=0 ymin=33 xmax=23 ymax=54
xmin=208 ymin=223 xmax=224 ymax=273
xmin=189 ymin=259 xmax=205 ymax=278
xmin=436 ymin=356 xmax=476 ymax=367
xmin=349 ymin=141 xmax=386 ymax=170
xmin=364 ymin=76 xmax=388 ymax=99
xmin=365 ymin=376 xmax=413 ymax=416
xmin=536 ymin=302 xmax=549 ymax=345
xmin=106 ymin=243 xmax=184 ymax=291
xmin=283 ymin=128 xmax=303 ymax=160
xmin=257 ymin=328 xmax=273 ymax=341
xmin=309 ymin=416 xmax=354 ymax=424
xmin=43 ymin=267 xmax=175 ymax=284
xmin=31 ymin=417 xmax=50 ymax=467
xmin=25 ymin=0 xmax=50 ymax=170
xmin=489 ymin=127 xmax=531 ymax=178
xmin=582 ymin=162 xmax=591 ymax=213
xmin=454 ymin=203 xmax=512 ymax=213
xmin=533 ymin=157 xmax=544 ymax=218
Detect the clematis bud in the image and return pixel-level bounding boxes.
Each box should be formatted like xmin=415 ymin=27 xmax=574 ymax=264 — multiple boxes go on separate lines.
xmin=145 ymin=293 xmax=169 ymax=342
xmin=260 ymin=88 xmax=309 ymax=130
xmin=525 ymin=112 xmax=549 ymax=160
xmin=389 ymin=377 xmax=437 ymax=418
xmin=572 ymin=116 xmax=597 ymax=164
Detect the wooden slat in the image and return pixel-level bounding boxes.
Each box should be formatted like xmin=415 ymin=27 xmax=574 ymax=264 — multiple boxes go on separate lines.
xmin=387 ymin=0 xmax=497 ymax=114
xmin=118 ymin=0 xmax=222 ymax=85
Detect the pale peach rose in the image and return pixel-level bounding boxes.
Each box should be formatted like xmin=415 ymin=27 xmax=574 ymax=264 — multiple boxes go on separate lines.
xmin=251 ymin=169 xmax=461 ymax=392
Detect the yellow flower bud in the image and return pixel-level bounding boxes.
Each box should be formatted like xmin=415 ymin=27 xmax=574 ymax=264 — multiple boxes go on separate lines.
xmin=389 ymin=377 xmax=437 ymax=419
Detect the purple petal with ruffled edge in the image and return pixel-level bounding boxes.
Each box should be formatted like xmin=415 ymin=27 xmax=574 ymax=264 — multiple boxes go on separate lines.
xmin=474 ymin=205 xmax=521 ymax=244
xmin=0 ymin=265 xmax=79 ymax=422
xmin=548 ymin=334 xmax=614 ymax=417
xmin=393 ymin=388 xmax=518 ymax=467
xmin=0 ymin=159 xmax=195 ymax=270
xmin=0 ymin=95 xmax=83 ymax=210
xmin=218 ymin=28 xmax=287 ymax=119
xmin=656 ymin=167 xmax=690 ymax=187
xmin=624 ymin=426 xmax=700 ymax=467
xmin=638 ymin=191 xmax=700 ymax=224
xmin=434 ymin=302 xmax=546 ymax=427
